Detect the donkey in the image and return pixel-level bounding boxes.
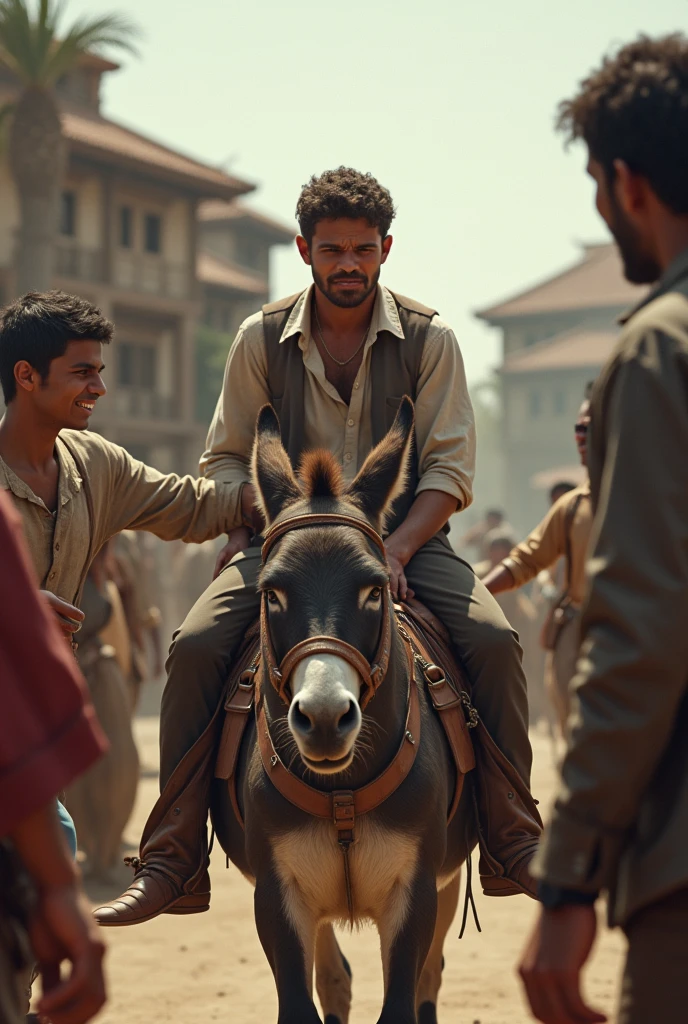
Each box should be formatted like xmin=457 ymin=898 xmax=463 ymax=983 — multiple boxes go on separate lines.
xmin=211 ymin=397 xmax=476 ymax=1024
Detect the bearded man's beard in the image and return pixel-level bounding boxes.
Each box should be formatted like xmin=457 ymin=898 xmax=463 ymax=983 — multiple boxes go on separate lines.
xmin=607 ymin=191 xmax=661 ymax=285
xmin=312 ymin=266 xmax=381 ymax=308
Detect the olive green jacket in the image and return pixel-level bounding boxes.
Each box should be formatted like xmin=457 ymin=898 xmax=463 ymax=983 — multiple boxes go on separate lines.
xmin=533 ymin=248 xmax=688 ymax=926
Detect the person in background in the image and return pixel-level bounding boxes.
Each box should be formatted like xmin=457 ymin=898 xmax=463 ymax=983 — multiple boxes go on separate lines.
xmin=0 ymin=489 xmax=107 ymax=1024
xmin=481 ymin=395 xmax=592 ymax=739
xmin=476 ymin=529 xmax=544 ymax=723
xmin=458 ymin=506 xmax=511 ymax=561
xmin=519 ymin=34 xmax=688 ymax=1024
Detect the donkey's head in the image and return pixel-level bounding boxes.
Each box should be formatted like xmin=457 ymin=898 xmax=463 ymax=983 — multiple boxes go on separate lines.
xmin=252 ymin=397 xmax=414 ymax=775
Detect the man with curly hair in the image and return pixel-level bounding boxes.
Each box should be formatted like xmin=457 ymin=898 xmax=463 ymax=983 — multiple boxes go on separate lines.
xmin=97 ymin=166 xmax=541 ymax=926
xmin=518 ymin=35 xmax=688 ymax=1024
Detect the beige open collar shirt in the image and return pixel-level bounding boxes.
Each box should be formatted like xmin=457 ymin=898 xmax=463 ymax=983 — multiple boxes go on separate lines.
xmin=201 ymin=284 xmax=475 ymax=520
xmin=503 ymin=482 xmax=592 ymax=608
xmin=0 ymin=430 xmax=240 ymax=607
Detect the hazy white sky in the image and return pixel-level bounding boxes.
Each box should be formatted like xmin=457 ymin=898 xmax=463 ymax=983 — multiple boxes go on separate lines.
xmin=69 ymin=0 xmax=685 ymax=383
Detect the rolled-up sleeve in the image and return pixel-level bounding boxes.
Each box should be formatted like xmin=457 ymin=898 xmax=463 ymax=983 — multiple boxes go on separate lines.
xmin=534 ymin=331 xmax=688 ymax=893
xmin=414 ymin=319 xmax=475 ymax=510
xmin=105 ymin=444 xmax=242 ymax=541
xmin=199 ymin=316 xmax=271 ymax=511
xmin=0 ymin=492 xmax=107 ymax=838
xmin=502 ymin=496 xmax=567 ymax=587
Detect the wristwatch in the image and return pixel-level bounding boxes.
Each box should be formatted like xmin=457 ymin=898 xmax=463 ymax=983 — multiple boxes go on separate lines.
xmin=538 ymin=881 xmax=598 ymax=909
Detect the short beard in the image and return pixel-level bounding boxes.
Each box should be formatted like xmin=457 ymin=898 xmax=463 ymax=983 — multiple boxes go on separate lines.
xmin=312 ymin=266 xmax=380 ymax=308
xmin=607 ymin=190 xmax=661 ymax=285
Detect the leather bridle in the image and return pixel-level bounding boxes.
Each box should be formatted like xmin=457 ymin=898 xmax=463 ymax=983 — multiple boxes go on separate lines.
xmin=260 ymin=512 xmax=394 ymax=711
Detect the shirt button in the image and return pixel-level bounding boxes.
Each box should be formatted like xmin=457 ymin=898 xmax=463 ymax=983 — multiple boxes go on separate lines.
xmin=347 ymin=419 xmax=354 ymax=427
xmin=354 ymin=381 xmax=360 ymax=389
xmin=344 ymin=453 xmax=352 ymax=463
xmin=49 ymin=571 xmax=56 ymax=580
xmin=55 ymin=542 xmax=60 ymax=551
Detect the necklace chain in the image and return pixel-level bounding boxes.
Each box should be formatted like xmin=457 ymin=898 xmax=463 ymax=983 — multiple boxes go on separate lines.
xmin=313 ymin=301 xmax=370 ymax=368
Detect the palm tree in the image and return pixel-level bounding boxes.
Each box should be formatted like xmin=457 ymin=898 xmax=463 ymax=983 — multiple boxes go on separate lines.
xmin=0 ymin=0 xmax=138 ymax=293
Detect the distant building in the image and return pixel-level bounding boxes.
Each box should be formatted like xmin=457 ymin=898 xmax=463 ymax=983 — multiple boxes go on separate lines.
xmin=0 ymin=53 xmax=292 ymax=473
xmin=477 ymin=243 xmax=647 ymax=531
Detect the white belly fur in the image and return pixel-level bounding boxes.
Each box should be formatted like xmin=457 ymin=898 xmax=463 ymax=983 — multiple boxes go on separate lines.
xmin=272 ymin=817 xmax=420 ymax=941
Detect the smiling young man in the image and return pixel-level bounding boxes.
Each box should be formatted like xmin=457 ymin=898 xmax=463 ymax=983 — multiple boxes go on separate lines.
xmin=97 ymin=166 xmax=542 ymax=927
xmin=518 ymin=35 xmax=688 ymax=1024
xmin=0 ymin=291 xmax=242 ymax=638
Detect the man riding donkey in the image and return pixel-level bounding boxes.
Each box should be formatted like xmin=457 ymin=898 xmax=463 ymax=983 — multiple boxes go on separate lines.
xmin=98 ymin=167 xmax=542 ymax=927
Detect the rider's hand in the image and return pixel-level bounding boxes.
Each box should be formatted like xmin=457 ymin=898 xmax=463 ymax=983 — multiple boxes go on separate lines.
xmin=518 ymin=905 xmax=607 ymax=1024
xmin=40 ymin=591 xmax=85 ymax=640
xmin=384 ymin=539 xmax=414 ymax=602
xmin=213 ymin=526 xmax=251 ymax=579
xmin=31 ymin=881 xmax=107 ymax=1024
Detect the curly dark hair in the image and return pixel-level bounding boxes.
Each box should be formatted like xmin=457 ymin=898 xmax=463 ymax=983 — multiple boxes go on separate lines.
xmin=296 ymin=167 xmax=396 ymax=243
xmin=557 ymin=34 xmax=688 ymax=213
xmin=0 ymin=290 xmax=113 ymax=403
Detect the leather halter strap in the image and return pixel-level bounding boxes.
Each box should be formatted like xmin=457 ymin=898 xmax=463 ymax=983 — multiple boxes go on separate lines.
xmin=262 ymin=512 xmax=387 ymax=561
xmin=255 ymin=638 xmax=420 ymax=822
xmin=260 ymin=512 xmax=393 ymax=710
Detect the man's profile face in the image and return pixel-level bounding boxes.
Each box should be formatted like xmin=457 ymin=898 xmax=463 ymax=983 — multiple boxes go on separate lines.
xmin=574 ymin=399 xmax=591 ymax=467
xmin=297 ymin=218 xmax=392 ymax=308
xmin=588 ymin=157 xmax=661 ymax=284
xmin=17 ymin=339 xmax=106 ymax=429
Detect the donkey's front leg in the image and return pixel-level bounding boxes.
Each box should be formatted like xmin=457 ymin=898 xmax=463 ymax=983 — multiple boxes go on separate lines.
xmin=377 ymin=870 xmax=438 ymax=1024
xmin=255 ymin=869 xmax=322 ymax=1024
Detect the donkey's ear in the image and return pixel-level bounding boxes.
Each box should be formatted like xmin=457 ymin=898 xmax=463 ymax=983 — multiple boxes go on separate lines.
xmin=346 ymin=396 xmax=414 ymax=529
xmin=251 ymin=405 xmax=302 ymax=527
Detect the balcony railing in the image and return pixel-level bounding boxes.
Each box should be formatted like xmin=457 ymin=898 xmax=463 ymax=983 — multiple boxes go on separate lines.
xmin=56 ymin=244 xmax=104 ymax=282
xmin=114 ymin=251 xmax=189 ymax=300
xmin=55 ymin=244 xmax=189 ymax=300
xmin=113 ymin=388 xmax=177 ymax=420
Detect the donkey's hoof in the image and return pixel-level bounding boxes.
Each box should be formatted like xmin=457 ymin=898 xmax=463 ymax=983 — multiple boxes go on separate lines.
xmin=418 ymin=1002 xmax=438 ymax=1024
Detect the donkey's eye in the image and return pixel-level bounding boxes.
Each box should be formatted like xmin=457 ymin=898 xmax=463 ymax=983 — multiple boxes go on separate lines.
xmin=266 ymin=590 xmax=280 ymax=607
xmin=367 ymin=587 xmax=382 ymax=603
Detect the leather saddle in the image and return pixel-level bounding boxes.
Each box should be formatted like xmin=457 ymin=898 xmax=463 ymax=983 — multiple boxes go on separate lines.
xmin=214 ymin=597 xmax=477 ymax=828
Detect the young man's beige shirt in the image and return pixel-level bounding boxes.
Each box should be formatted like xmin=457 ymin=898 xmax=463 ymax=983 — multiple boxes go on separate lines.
xmin=0 ymin=431 xmax=240 ymax=606
xmin=201 ymin=284 xmax=476 ymax=517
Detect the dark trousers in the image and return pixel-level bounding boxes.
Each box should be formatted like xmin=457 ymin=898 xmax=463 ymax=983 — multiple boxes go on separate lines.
xmin=619 ymin=887 xmax=688 ymax=1024
xmin=159 ymin=533 xmax=532 ymax=788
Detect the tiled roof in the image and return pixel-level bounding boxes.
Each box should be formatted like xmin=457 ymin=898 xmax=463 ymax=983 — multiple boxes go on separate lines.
xmin=198 ymin=200 xmax=294 ymax=242
xmin=197 ymin=251 xmax=268 ymax=295
xmin=63 ymin=110 xmax=255 ymax=200
xmin=502 ymin=326 xmax=620 ymax=373
xmin=478 ymin=244 xmax=647 ymax=320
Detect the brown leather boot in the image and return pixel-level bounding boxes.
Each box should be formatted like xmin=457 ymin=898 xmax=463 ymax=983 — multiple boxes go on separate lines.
xmin=94 ymin=707 xmax=221 ymax=927
xmin=470 ymin=719 xmax=543 ymax=900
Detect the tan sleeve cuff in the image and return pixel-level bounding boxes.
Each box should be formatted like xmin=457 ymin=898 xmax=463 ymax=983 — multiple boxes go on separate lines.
xmin=415 ymin=472 xmax=466 ymax=511
xmin=532 ymin=807 xmax=627 ymax=893
xmin=501 ymin=555 xmax=532 ymax=588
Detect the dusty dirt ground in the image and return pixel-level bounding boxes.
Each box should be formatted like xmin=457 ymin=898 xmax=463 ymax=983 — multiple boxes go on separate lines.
xmin=82 ymin=704 xmax=626 ymax=1024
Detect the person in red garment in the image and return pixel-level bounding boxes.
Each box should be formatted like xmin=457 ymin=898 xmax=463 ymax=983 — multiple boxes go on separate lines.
xmin=0 ymin=489 xmax=108 ymax=1024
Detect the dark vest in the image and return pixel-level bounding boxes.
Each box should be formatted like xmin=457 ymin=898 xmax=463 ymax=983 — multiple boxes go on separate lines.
xmin=262 ymin=290 xmax=437 ymax=532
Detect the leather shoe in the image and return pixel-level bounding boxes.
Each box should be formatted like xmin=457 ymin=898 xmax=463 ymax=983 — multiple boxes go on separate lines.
xmin=481 ymin=840 xmax=538 ymax=900
xmin=94 ymin=867 xmax=210 ymax=926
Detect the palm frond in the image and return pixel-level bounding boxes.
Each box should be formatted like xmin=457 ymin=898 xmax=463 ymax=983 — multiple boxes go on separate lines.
xmin=0 ymin=0 xmax=140 ymax=87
